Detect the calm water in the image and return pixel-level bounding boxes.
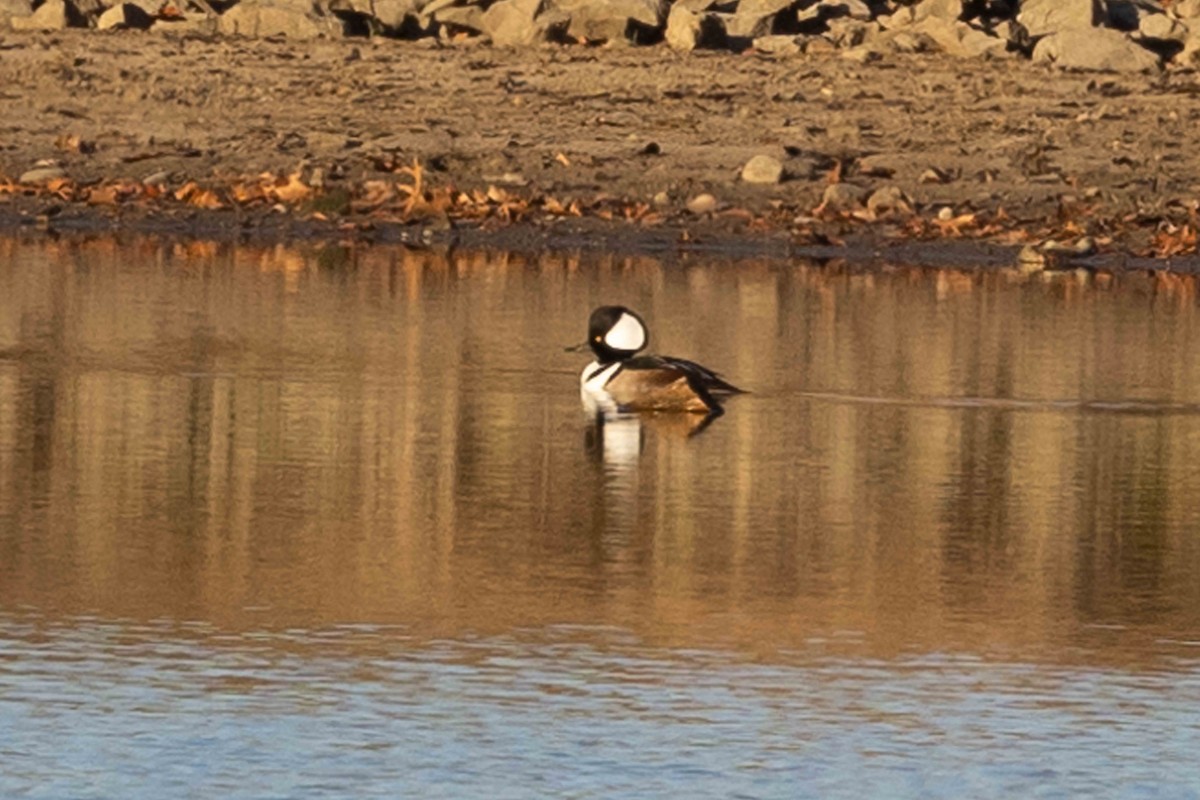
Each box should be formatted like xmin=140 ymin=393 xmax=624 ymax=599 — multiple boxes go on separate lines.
xmin=2 ymin=237 xmax=1200 ymax=798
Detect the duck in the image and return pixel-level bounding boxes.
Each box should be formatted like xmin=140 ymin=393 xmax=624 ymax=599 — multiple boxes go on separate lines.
xmin=569 ymin=305 xmax=743 ymax=415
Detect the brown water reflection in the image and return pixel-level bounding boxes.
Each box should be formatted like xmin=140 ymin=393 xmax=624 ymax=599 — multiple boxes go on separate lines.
xmin=2 ymin=235 xmax=1200 ymax=667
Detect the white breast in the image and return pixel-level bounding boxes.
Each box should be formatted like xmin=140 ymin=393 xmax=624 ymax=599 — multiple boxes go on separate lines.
xmin=580 ymin=361 xmax=622 ymax=414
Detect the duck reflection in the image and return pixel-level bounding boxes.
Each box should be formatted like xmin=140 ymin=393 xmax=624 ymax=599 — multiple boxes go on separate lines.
xmin=584 ymin=409 xmax=720 ymax=473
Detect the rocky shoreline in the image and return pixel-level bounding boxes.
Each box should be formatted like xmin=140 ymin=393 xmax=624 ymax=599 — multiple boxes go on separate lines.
xmin=3 ymin=0 xmax=1200 ymax=266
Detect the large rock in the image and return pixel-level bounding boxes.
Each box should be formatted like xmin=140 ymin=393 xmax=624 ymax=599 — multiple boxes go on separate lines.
xmin=1176 ymin=0 xmax=1200 ymax=17
xmin=910 ymin=16 xmax=1007 ymax=57
xmin=1017 ymin=0 xmax=1099 ymax=37
xmin=217 ymin=0 xmax=337 ymax=36
xmin=913 ymin=0 xmax=961 ymax=21
xmin=480 ymin=0 xmax=568 ymax=43
xmin=664 ymin=1 xmax=724 ymax=48
xmin=717 ymin=8 xmax=774 ymax=40
xmin=1137 ymin=10 xmax=1188 ymax=42
xmin=10 ymin=0 xmax=72 ymax=28
xmin=1032 ymin=26 xmax=1160 ymax=70
xmin=1 ymin=0 xmax=33 ymax=15
xmin=552 ymin=0 xmax=664 ymax=42
xmin=736 ymin=0 xmax=791 ymax=15
xmin=435 ymin=1 xmax=486 ymax=32
xmin=371 ymin=0 xmax=423 ymax=30
xmin=97 ymin=2 xmax=154 ymax=27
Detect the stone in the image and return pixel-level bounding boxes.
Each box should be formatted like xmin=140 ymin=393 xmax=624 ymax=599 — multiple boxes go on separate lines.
xmin=19 ymin=166 xmax=67 ymax=183
xmin=374 ymin=0 xmax=426 ymax=30
xmin=877 ymin=6 xmax=916 ymax=29
xmin=823 ymin=0 xmax=871 ymax=20
xmin=686 ymin=192 xmax=718 ymax=214
xmin=741 ymin=154 xmax=784 ymax=184
xmin=736 ymin=0 xmax=791 ymax=16
xmin=818 ymin=182 xmax=865 ymax=212
xmin=911 ymin=17 xmax=1007 ymax=57
xmin=913 ymin=0 xmax=961 ymax=22
xmin=718 ymin=9 xmax=774 ymax=40
xmin=97 ymin=2 xmax=154 ymax=28
xmin=1138 ymin=11 xmax=1187 ymax=42
xmin=865 ymin=185 xmax=913 ymax=216
xmin=823 ymin=16 xmax=874 ymax=47
xmin=1016 ymin=0 xmax=1099 ymax=38
xmin=552 ymin=0 xmax=664 ymax=43
xmin=217 ymin=0 xmax=335 ymax=37
xmin=665 ymin=1 xmax=723 ymax=49
xmin=753 ymin=33 xmax=801 ymax=53
xmin=1 ymin=0 xmax=33 ymax=17
xmin=1176 ymin=0 xmax=1200 ymax=17
xmin=10 ymin=0 xmax=71 ymax=29
xmin=481 ymin=0 xmax=567 ymax=44
xmin=435 ymin=2 xmax=486 ymax=33
xmin=1032 ymin=26 xmax=1160 ymax=71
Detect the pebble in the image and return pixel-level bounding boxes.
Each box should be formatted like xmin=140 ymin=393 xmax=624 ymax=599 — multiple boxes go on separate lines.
xmin=686 ymin=193 xmax=718 ymax=214
xmin=19 ymin=166 xmax=67 ymax=184
xmin=741 ymin=154 xmax=784 ymax=185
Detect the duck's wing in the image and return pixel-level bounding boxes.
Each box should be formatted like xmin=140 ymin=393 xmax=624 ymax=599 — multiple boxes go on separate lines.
xmin=642 ymin=355 xmax=744 ymax=395
xmin=605 ymin=356 xmax=723 ymax=413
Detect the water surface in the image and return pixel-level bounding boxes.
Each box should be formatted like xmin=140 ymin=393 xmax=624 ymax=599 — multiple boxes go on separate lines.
xmin=2 ymin=237 xmax=1200 ymax=798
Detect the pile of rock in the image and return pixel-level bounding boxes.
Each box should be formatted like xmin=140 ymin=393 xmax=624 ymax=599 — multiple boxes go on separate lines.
xmin=5 ymin=0 xmax=1199 ymax=73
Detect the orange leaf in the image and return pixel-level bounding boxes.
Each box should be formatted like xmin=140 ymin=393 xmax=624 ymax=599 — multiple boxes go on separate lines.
xmin=190 ymin=189 xmax=224 ymax=210
xmin=271 ymin=172 xmax=312 ymax=203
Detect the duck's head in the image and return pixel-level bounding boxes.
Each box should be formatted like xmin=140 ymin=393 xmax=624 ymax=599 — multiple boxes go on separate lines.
xmin=586 ymin=305 xmax=648 ymax=363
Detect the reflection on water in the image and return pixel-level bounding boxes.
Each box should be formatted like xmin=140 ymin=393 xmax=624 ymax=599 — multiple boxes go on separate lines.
xmin=2 ymin=236 xmax=1200 ymax=797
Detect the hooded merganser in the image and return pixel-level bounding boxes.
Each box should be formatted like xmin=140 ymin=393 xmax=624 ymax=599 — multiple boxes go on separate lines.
xmin=570 ymin=305 xmax=743 ymax=415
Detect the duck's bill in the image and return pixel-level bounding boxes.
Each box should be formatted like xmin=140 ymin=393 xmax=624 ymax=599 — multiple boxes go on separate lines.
xmin=563 ymin=342 xmax=589 ymax=353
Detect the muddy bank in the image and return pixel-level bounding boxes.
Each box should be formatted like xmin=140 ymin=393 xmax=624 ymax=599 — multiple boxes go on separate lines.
xmin=3 ymin=29 xmax=1200 ymax=265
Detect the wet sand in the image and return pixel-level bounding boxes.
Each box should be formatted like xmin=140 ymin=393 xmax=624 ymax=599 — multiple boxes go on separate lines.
xmin=2 ymin=30 xmax=1199 ymax=262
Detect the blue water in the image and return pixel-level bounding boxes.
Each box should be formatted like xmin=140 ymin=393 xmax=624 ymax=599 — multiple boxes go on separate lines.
xmin=3 ymin=618 xmax=1199 ymax=800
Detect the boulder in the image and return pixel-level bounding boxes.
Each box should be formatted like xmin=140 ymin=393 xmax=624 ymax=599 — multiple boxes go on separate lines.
xmin=1017 ymin=0 xmax=1099 ymax=37
xmin=913 ymin=0 xmax=961 ymax=22
xmin=1 ymin=0 xmax=33 ymax=15
xmin=1175 ymin=0 xmax=1200 ymax=18
xmin=97 ymin=1 xmax=155 ymax=27
xmin=552 ymin=0 xmax=664 ymax=42
xmin=753 ymin=32 xmax=802 ymax=53
xmin=481 ymin=0 xmax=567 ymax=43
xmin=370 ymin=0 xmax=424 ymax=31
xmin=736 ymin=0 xmax=791 ymax=16
xmin=10 ymin=0 xmax=72 ymax=28
xmin=435 ymin=1 xmax=485 ymax=32
xmin=822 ymin=0 xmax=870 ymax=20
xmin=1032 ymin=26 xmax=1160 ymax=70
xmin=216 ymin=0 xmax=338 ymax=36
xmin=910 ymin=16 xmax=1007 ymax=57
xmin=664 ymin=1 xmax=724 ymax=49
xmin=1138 ymin=11 xmax=1187 ymax=42
xmin=718 ymin=8 xmax=774 ymax=40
